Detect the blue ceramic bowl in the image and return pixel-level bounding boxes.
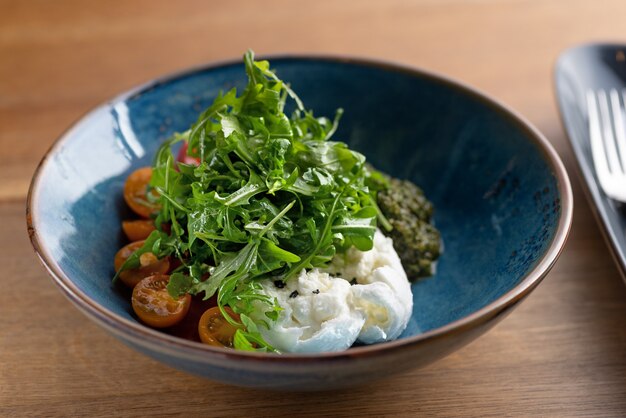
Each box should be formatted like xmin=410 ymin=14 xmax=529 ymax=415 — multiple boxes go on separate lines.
xmin=27 ymin=56 xmax=572 ymax=390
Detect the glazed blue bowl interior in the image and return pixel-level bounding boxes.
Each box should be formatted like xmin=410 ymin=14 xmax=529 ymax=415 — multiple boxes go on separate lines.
xmin=34 ymin=58 xmax=561 ymax=341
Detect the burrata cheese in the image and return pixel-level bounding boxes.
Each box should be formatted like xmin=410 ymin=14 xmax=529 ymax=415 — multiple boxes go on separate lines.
xmin=256 ymin=230 xmax=412 ymax=353
xmin=256 ymin=269 xmax=365 ymax=353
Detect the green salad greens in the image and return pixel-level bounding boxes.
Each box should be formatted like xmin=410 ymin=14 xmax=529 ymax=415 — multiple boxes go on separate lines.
xmin=116 ymin=50 xmax=441 ymax=352
xmin=117 ymin=51 xmax=383 ymax=351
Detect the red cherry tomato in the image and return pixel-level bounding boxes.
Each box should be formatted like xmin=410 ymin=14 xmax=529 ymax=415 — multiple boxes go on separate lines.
xmin=176 ymin=141 xmax=201 ymax=166
xmin=198 ymin=306 xmax=241 ymax=348
xmin=122 ymin=219 xmax=156 ymax=241
xmin=123 ymin=167 xmax=160 ymax=218
xmin=165 ymin=294 xmax=218 ymax=342
xmin=132 ymin=274 xmax=191 ymax=328
xmin=114 ymin=240 xmax=170 ymax=288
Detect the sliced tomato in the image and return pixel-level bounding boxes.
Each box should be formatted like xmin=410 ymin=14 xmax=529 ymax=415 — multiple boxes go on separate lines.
xmin=114 ymin=240 xmax=170 ymax=288
xmin=176 ymin=141 xmax=201 ymax=166
xmin=198 ymin=306 xmax=241 ymax=348
xmin=132 ymin=274 xmax=191 ymax=328
xmin=166 ymin=294 xmax=218 ymax=342
xmin=124 ymin=167 xmax=160 ymax=218
xmin=122 ymin=219 xmax=156 ymax=241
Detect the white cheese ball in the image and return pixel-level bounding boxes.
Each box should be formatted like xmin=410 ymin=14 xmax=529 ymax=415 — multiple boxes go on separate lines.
xmin=329 ymin=230 xmax=413 ymax=344
xmin=257 ymin=269 xmax=365 ymax=353
xmin=257 ymin=230 xmax=412 ymax=353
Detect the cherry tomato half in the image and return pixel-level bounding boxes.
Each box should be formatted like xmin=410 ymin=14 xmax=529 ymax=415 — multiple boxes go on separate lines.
xmin=122 ymin=219 xmax=156 ymax=241
xmin=176 ymin=141 xmax=201 ymax=166
xmin=114 ymin=240 xmax=170 ymax=288
xmin=132 ymin=274 xmax=191 ymax=328
xmin=123 ymin=167 xmax=160 ymax=218
xmin=198 ymin=306 xmax=241 ymax=348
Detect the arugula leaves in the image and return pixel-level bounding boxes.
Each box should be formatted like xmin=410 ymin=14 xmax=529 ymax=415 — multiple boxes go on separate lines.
xmin=121 ymin=50 xmax=380 ymax=351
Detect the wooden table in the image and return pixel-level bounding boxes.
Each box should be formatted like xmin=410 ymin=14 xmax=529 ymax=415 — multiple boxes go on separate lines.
xmin=2 ymin=1 xmax=626 ymax=416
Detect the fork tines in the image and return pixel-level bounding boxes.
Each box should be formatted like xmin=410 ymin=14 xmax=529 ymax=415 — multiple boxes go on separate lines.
xmin=586 ymin=88 xmax=626 ymax=201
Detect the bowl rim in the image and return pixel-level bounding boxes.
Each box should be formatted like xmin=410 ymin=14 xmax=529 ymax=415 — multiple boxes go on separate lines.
xmin=27 ymin=53 xmax=573 ymax=363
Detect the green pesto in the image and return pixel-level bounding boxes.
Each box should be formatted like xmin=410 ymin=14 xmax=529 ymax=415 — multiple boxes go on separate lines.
xmin=376 ymin=177 xmax=441 ymax=280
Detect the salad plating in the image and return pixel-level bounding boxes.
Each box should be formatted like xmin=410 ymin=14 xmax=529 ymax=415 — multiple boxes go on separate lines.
xmin=114 ymin=51 xmax=441 ymax=353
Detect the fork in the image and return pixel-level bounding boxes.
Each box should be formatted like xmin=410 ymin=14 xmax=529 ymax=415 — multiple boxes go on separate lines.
xmin=586 ymin=89 xmax=626 ymax=202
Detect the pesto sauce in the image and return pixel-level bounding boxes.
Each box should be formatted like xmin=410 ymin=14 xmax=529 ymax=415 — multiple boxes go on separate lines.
xmin=377 ymin=177 xmax=441 ymax=280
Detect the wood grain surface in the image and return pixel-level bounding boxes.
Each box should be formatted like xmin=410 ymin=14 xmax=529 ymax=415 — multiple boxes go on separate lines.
xmin=2 ymin=0 xmax=626 ymax=416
